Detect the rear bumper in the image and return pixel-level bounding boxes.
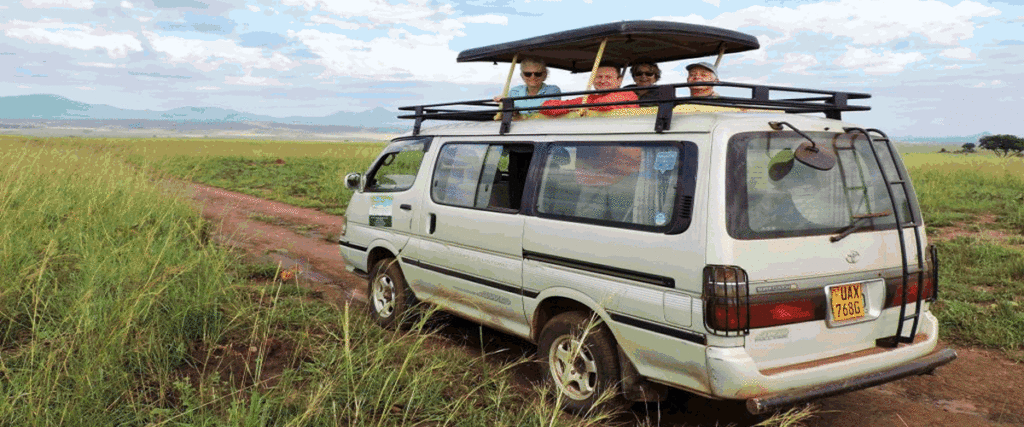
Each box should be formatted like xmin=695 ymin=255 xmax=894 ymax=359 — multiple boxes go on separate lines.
xmin=745 ymin=346 xmax=957 ymax=414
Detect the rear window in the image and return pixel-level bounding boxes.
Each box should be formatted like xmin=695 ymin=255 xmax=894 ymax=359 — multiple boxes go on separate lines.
xmin=726 ymin=131 xmax=914 ymax=240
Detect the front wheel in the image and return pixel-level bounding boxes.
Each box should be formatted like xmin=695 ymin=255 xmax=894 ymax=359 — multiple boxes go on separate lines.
xmin=538 ymin=311 xmax=625 ymax=414
xmin=367 ymin=258 xmax=416 ymax=329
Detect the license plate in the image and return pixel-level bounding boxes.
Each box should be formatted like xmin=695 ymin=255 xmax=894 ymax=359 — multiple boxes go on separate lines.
xmin=830 ymin=283 xmax=865 ymax=322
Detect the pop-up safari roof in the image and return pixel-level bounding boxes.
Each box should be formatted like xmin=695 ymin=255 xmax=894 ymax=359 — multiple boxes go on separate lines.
xmin=399 ymin=21 xmax=870 ymax=135
xmin=457 ymin=20 xmax=760 ymax=72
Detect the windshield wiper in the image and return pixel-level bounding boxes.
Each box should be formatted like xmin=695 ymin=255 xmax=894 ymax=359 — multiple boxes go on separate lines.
xmin=830 ymin=211 xmax=892 ymax=243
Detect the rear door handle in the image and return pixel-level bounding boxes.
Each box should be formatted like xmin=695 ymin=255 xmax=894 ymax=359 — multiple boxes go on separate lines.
xmin=428 ymin=213 xmax=436 ymax=234
xmin=400 ymin=204 xmax=412 ymax=210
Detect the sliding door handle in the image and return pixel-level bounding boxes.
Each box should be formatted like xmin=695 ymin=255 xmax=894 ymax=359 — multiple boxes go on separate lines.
xmin=400 ymin=204 xmax=412 ymax=210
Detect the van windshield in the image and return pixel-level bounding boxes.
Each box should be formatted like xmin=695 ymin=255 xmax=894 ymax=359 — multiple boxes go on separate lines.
xmin=726 ymin=131 xmax=914 ymax=240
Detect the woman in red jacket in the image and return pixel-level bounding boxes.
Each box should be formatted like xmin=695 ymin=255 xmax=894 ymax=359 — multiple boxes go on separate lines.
xmin=540 ymin=65 xmax=638 ymax=117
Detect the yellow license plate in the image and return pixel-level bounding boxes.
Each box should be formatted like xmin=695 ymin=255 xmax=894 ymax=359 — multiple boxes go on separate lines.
xmin=830 ymin=283 xmax=865 ymax=322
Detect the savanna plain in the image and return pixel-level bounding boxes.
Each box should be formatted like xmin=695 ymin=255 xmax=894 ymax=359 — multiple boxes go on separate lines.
xmin=1 ymin=134 xmax=1022 ymax=427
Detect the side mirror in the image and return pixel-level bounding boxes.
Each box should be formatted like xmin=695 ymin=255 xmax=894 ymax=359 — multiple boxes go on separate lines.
xmin=768 ymin=121 xmax=836 ymax=171
xmin=794 ymin=141 xmax=836 ymax=171
xmin=344 ymin=172 xmax=363 ymax=191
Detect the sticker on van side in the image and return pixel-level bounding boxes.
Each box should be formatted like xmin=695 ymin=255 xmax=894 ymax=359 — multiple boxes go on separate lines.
xmin=369 ymin=195 xmax=393 ymax=227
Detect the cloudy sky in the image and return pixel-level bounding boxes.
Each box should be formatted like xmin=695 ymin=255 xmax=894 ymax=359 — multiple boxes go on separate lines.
xmin=2 ymin=0 xmax=1022 ymax=137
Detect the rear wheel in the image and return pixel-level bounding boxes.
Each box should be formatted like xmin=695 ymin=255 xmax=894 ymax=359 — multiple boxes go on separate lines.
xmin=538 ymin=311 xmax=625 ymax=414
xmin=367 ymin=258 xmax=416 ymax=329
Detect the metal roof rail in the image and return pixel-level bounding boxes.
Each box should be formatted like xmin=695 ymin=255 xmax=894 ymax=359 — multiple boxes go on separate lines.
xmin=397 ymin=82 xmax=870 ymax=135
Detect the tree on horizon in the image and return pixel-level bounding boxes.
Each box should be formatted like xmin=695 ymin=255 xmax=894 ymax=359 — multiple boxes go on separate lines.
xmin=978 ymin=135 xmax=1024 ymax=157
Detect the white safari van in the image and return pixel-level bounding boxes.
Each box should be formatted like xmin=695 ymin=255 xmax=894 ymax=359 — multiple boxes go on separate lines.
xmin=338 ymin=21 xmax=956 ymax=415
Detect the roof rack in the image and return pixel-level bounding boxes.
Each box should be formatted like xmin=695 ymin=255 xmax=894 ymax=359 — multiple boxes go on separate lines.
xmin=397 ymin=82 xmax=870 ymax=135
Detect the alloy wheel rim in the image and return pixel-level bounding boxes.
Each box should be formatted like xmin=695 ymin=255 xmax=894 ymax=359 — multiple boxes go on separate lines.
xmin=549 ymin=335 xmax=598 ymax=400
xmin=372 ymin=274 xmax=396 ymax=318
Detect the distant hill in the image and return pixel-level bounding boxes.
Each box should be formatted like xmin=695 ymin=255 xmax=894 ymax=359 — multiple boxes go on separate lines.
xmin=893 ymin=132 xmax=992 ymax=144
xmin=0 ymin=94 xmax=1001 ymax=141
xmin=0 ymin=94 xmax=404 ymax=131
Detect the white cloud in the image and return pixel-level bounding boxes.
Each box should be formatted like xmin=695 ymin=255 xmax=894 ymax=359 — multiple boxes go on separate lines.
xmin=972 ymin=80 xmax=1004 ymax=88
xmin=77 ymin=86 xmax=95 ymax=90
xmin=836 ymin=47 xmax=926 ymax=74
xmin=279 ymin=0 xmax=509 ymax=83
xmin=196 ymin=86 xmax=220 ymax=90
xmin=779 ymin=53 xmax=819 ymax=75
xmin=18 ymin=85 xmax=32 ymax=89
xmin=278 ymin=0 xmax=508 ymax=83
xmin=284 ymin=0 xmax=504 ymax=34
xmin=247 ymin=5 xmax=259 ymax=12
xmin=145 ymin=32 xmax=297 ymax=73
xmin=702 ymin=0 xmax=720 ymax=6
xmin=727 ymin=75 xmax=771 ymax=85
xmin=458 ymin=15 xmax=508 ymax=25
xmin=78 ymin=62 xmax=118 ymax=68
xmin=21 ymin=0 xmax=94 ymax=9
xmin=657 ymin=0 xmax=1000 ymax=47
xmin=225 ymin=73 xmax=290 ymax=86
xmin=941 ymin=47 xmax=975 ymax=60
xmin=289 ymin=28 xmax=505 ymax=83
xmin=120 ymin=1 xmax=132 ymax=8
xmin=2 ymin=20 xmax=142 ymax=58
xmin=310 ymin=16 xmax=362 ymax=30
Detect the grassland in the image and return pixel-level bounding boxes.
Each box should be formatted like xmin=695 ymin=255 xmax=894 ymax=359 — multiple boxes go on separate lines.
xmin=0 ymin=136 xmax=660 ymax=426
xmin=903 ymin=152 xmax=1024 ymax=359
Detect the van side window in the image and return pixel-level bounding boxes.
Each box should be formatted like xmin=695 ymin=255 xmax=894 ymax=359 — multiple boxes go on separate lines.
xmin=432 ymin=143 xmax=534 ymax=211
xmin=537 ymin=143 xmax=681 ymax=229
xmin=365 ymin=138 xmax=429 ymax=192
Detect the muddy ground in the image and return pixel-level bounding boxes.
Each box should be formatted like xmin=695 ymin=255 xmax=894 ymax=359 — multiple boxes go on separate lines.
xmin=185 ymin=182 xmax=1022 ymax=427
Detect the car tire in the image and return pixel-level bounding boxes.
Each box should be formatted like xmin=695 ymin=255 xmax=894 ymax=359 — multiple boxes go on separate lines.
xmin=538 ymin=311 xmax=625 ymax=414
xmin=367 ymin=258 xmax=417 ymax=329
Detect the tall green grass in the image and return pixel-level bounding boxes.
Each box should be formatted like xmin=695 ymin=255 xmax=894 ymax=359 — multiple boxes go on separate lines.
xmin=0 ymin=141 xmax=234 ymax=424
xmin=0 ymin=141 xmax=628 ymax=426
xmin=905 ymin=152 xmax=1024 ymax=230
xmin=904 ymin=152 xmax=1024 ymax=359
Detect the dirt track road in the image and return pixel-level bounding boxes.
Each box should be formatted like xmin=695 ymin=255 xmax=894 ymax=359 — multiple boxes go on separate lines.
xmin=184 ymin=182 xmax=1023 ymax=427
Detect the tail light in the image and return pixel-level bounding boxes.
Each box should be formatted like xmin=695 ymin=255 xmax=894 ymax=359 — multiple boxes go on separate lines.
xmin=749 ymin=299 xmax=817 ymax=327
xmin=703 ymin=265 xmax=750 ymax=335
xmin=340 ymin=216 xmax=347 ymax=238
xmin=704 ymin=265 xmax=825 ymax=336
xmin=885 ymin=245 xmax=938 ymax=307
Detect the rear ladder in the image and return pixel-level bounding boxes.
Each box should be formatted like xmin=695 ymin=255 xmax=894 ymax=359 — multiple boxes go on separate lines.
xmin=843 ymin=127 xmax=925 ymax=348
xmin=833 ymin=138 xmax=874 ymax=221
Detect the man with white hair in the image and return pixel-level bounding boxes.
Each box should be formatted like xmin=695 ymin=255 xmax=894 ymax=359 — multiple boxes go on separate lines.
xmin=686 ymin=62 xmax=720 ymax=98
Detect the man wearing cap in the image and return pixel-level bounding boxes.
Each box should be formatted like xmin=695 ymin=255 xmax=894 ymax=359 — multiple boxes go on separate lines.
xmin=686 ymin=62 xmax=719 ymax=98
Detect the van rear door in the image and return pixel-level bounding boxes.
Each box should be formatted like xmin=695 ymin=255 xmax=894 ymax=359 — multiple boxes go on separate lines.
xmin=711 ymin=129 xmax=935 ymax=369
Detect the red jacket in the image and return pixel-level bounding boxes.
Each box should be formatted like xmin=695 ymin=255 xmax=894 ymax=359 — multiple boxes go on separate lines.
xmin=540 ymin=91 xmax=639 ymax=116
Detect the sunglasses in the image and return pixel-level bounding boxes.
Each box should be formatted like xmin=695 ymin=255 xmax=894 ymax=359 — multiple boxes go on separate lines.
xmin=633 ymin=72 xmax=658 ymax=77
xmin=522 ymin=71 xmax=546 ymax=77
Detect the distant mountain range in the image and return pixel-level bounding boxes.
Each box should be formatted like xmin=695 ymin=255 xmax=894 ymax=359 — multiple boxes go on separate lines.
xmin=0 ymin=94 xmax=998 ymax=143
xmin=893 ymin=133 xmax=993 ymax=144
xmin=0 ymin=94 xmax=405 ymax=131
